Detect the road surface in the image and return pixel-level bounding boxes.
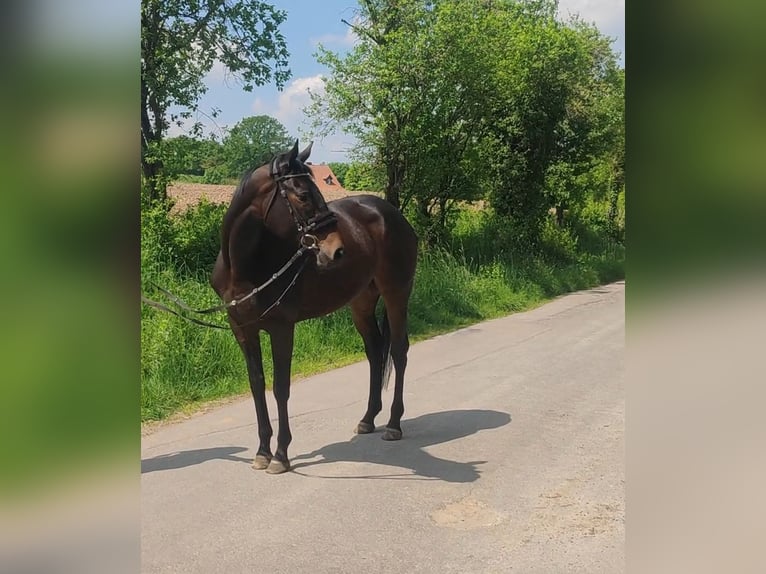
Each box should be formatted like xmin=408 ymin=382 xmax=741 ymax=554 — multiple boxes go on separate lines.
xmin=142 ymin=281 xmax=624 ymax=573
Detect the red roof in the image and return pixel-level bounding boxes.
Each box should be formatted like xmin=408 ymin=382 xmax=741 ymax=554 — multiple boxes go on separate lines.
xmin=307 ymin=163 xmax=348 ymax=195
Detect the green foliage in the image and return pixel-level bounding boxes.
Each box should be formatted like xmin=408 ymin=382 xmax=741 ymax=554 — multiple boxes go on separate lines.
xmin=327 ymin=162 xmax=349 ymax=187
xmin=141 ymin=198 xmax=227 ymax=277
xmin=540 ymin=218 xmax=580 ymax=263
xmin=172 ymin=200 xmax=228 ymax=272
xmin=219 ymin=115 xmax=294 ymax=178
xmin=570 ymin=191 xmax=625 ymax=252
xmin=141 ymin=277 xmax=246 ymax=420
xmin=162 ymin=136 xmax=221 ymax=177
xmin=141 ymin=199 xmax=177 ymax=272
xmin=201 ymin=165 xmax=231 ymax=185
xmin=141 ymin=0 xmax=291 ymax=202
xmin=141 ymin=201 xmax=236 ymax=419
xmin=310 ymin=0 xmax=624 ymax=243
xmin=157 ymin=115 xmax=293 ymax=184
xmin=343 ymin=161 xmax=385 ymax=192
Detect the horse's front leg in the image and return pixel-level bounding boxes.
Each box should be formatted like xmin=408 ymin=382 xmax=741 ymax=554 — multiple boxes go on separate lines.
xmin=266 ymin=324 xmax=295 ymax=474
xmin=230 ymin=320 xmax=273 ymax=470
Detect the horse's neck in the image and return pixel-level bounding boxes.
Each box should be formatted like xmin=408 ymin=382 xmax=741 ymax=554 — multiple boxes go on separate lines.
xmin=248 ymin=232 xmax=300 ymax=281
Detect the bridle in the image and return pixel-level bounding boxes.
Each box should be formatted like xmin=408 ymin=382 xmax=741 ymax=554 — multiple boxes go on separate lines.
xmin=264 ymin=158 xmax=338 ymax=243
xmin=141 ymin=161 xmax=338 ymax=328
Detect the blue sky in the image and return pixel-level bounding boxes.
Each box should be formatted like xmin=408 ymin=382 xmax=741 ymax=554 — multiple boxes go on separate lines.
xmin=170 ymin=0 xmax=625 ymax=164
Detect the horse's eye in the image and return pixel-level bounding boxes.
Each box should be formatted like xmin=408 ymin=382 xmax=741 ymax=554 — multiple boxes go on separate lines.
xmin=295 ymin=189 xmax=311 ymax=202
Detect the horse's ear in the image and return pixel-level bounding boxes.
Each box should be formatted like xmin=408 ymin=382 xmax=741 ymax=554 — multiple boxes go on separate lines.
xmin=288 ymin=139 xmax=299 ymax=161
xmin=297 ymin=141 xmax=313 ymax=163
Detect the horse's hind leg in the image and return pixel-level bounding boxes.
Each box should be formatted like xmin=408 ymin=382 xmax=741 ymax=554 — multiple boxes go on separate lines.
xmin=381 ymin=290 xmax=411 ymax=441
xmin=350 ymin=284 xmax=383 ymax=434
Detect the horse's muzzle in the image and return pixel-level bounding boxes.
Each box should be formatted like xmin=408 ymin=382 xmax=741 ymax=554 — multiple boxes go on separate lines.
xmin=315 ymin=234 xmax=345 ymax=268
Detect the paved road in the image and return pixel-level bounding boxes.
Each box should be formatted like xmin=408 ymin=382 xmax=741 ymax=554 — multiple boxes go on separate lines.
xmin=142 ymin=282 xmax=624 ymax=573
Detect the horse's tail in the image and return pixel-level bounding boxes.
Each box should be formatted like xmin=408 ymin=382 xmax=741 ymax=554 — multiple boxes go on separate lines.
xmin=380 ymin=308 xmax=393 ymax=391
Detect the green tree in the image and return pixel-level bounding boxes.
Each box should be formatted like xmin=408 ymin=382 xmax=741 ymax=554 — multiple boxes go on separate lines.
xmin=542 ymin=23 xmax=625 ymax=229
xmin=220 ymin=115 xmax=293 ymax=178
xmin=393 ymin=0 xmax=492 ymax=240
xmin=477 ymin=2 xmax=623 ymax=245
xmin=479 ymin=3 xmax=574 ymax=242
xmin=311 ymin=0 xmax=493 ymax=243
xmin=344 ymin=161 xmax=386 ymax=192
xmin=310 ymin=0 xmax=622 ymax=246
xmin=327 ymin=162 xmax=349 ymax=187
xmin=311 ymin=0 xmax=436 ymax=208
xmin=141 ymin=0 xmax=290 ymax=203
xmin=162 ymin=135 xmax=221 ymax=177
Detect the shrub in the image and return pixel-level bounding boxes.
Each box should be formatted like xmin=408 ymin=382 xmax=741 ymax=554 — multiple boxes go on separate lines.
xmin=540 ymin=218 xmax=579 ymax=263
xmin=202 ymin=165 xmax=230 ymax=184
xmin=171 ymin=199 xmax=227 ymax=274
xmin=141 ymin=200 xmax=176 ymax=273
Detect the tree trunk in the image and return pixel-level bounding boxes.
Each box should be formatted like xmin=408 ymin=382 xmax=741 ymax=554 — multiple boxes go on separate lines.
xmin=141 ymin=75 xmax=167 ymax=204
xmin=141 ymin=149 xmax=166 ymax=203
xmin=607 ymin=187 xmax=621 ymax=240
xmin=607 ymin=163 xmax=623 ymax=241
xmin=555 ymin=205 xmax=565 ymax=227
xmin=385 ymin=161 xmax=403 ymax=209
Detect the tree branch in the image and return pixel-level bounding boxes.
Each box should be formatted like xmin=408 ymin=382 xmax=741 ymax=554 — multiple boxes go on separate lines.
xmin=341 ymin=18 xmax=385 ymax=46
xmin=189 ymin=1 xmax=222 ymax=41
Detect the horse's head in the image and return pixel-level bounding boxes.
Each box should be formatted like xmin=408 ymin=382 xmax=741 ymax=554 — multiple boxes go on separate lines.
xmin=258 ymin=141 xmax=345 ymax=268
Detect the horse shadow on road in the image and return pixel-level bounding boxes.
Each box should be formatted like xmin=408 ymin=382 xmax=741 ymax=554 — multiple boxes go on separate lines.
xmin=290 ymin=408 xmax=511 ymax=483
xmin=141 ymin=446 xmax=251 ymax=474
xmin=141 ymin=409 xmax=510 ymax=483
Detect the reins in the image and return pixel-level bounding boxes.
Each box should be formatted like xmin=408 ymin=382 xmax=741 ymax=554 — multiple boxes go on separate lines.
xmin=141 ymin=240 xmax=316 ymax=323
xmin=142 ymin=165 xmax=336 ymax=328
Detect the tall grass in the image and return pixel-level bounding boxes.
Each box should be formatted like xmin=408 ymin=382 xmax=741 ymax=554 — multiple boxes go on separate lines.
xmin=141 ymin=200 xmax=624 ymax=422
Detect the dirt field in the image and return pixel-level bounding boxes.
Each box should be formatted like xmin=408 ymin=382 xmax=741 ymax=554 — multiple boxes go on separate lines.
xmin=168 ymin=182 xmax=360 ymax=213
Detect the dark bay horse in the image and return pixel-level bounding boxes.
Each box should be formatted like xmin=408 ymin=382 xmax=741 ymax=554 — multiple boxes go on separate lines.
xmin=210 ymin=141 xmax=418 ymax=474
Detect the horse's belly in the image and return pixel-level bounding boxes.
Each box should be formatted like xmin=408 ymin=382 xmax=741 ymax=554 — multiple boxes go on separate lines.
xmin=297 ymin=263 xmax=374 ymax=320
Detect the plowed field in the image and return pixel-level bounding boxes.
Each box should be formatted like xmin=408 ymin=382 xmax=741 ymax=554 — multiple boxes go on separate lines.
xmin=168 ymin=182 xmax=359 ymax=213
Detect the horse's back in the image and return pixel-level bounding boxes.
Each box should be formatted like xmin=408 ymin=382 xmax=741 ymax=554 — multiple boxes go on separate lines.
xmin=330 ymin=195 xmax=417 ymax=241
xmin=330 ymin=194 xmax=418 ymax=293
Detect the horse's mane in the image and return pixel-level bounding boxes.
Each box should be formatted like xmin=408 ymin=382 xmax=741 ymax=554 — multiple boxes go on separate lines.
xmin=220 ymin=165 xmax=261 ymax=270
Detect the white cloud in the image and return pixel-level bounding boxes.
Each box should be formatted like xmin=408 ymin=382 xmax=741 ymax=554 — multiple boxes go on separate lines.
xmin=557 ymin=0 xmax=625 ymax=62
xmin=310 ymin=26 xmax=358 ymax=48
xmin=205 ymin=58 xmax=227 ymax=83
xmin=557 ymin=0 xmax=624 ymax=37
xmin=244 ymin=75 xmax=354 ymax=161
xmin=251 ymin=75 xmax=326 ymax=133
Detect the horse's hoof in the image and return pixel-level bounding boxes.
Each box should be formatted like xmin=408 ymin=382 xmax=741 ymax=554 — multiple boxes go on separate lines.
xmin=252 ymin=454 xmax=271 ymax=470
xmin=265 ymin=459 xmax=291 ymax=474
xmin=382 ymin=428 xmax=402 ymax=441
xmin=355 ymin=421 xmax=375 ymax=434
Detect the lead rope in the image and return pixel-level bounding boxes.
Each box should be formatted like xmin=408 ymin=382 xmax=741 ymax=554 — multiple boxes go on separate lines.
xmin=256 ymin=256 xmax=310 ymax=319
xmin=142 ymin=253 xmax=310 ymax=329
xmin=141 ymin=241 xmax=317 ymax=329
